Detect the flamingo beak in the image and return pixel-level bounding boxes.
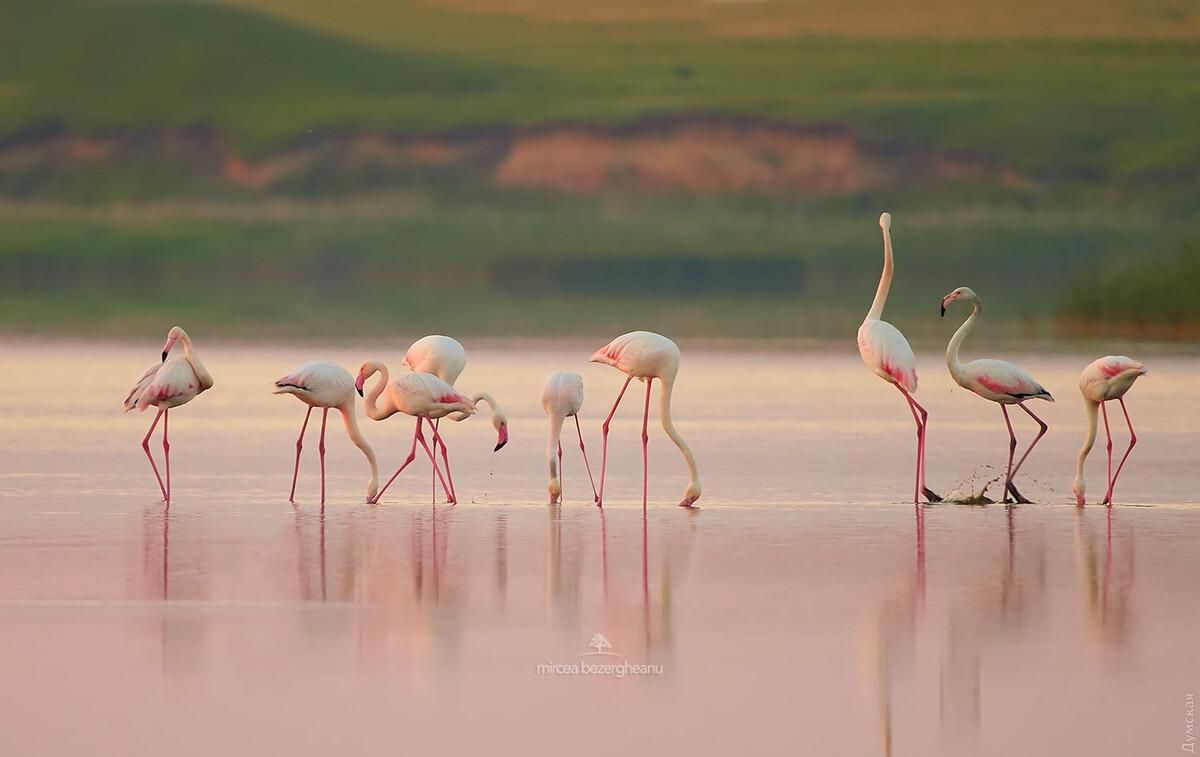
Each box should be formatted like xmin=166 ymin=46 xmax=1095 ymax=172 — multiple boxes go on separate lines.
xmin=939 ymin=295 xmax=951 ymax=318
xmin=161 ymin=351 xmax=168 ymax=363
xmin=354 ymin=375 xmax=365 ymax=397
xmin=494 ymin=425 xmax=509 ymax=452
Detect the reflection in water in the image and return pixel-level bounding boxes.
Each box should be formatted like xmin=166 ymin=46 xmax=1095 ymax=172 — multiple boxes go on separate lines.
xmin=1075 ymin=508 xmax=1135 ymax=653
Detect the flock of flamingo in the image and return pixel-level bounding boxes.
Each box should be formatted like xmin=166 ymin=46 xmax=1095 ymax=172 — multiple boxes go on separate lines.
xmin=123 ymin=213 xmax=1144 ymax=510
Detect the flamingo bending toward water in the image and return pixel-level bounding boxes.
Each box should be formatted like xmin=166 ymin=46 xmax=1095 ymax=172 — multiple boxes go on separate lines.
xmin=541 ymin=371 xmax=597 ymax=504
xmin=941 ymin=287 xmax=1053 ymax=503
xmin=273 ymin=362 xmax=379 ymax=505
xmin=857 ymin=212 xmax=941 ymax=503
xmin=591 ymin=331 xmax=701 ymax=508
xmin=122 ymin=326 xmax=214 ymax=504
xmin=356 ymin=361 xmax=476 ymax=504
xmin=404 ymin=335 xmax=509 ymax=501
xmin=1072 ymin=356 xmax=1146 ymax=507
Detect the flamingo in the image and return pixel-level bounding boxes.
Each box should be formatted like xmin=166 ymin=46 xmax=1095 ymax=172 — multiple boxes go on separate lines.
xmin=404 ymin=335 xmax=509 ymax=501
xmin=941 ymin=287 xmax=1054 ymax=503
xmin=355 ymin=361 xmax=476 ymax=505
xmin=541 ymin=371 xmax=598 ymax=504
xmin=591 ymin=331 xmax=701 ymax=509
xmin=272 ymin=362 xmax=379 ymax=505
xmin=858 ymin=212 xmax=941 ymax=504
xmin=1072 ymin=356 xmax=1146 ymax=506
xmin=122 ymin=326 xmax=214 ymax=504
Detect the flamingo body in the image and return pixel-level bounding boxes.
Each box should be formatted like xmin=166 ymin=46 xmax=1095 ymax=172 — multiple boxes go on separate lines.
xmin=273 ymin=362 xmax=378 ymax=504
xmin=954 ymin=358 xmax=1053 ymax=405
xmin=541 ymin=371 xmax=597 ymax=504
xmin=404 ymin=335 xmax=467 ymax=385
xmin=1073 ymin=356 xmax=1146 ymax=506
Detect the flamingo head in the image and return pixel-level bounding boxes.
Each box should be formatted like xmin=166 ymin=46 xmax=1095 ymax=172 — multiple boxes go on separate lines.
xmin=494 ymin=418 xmax=509 ymax=452
xmin=354 ymin=362 xmax=380 ymax=397
xmin=161 ymin=325 xmax=185 ymax=362
xmin=679 ymin=483 xmax=701 ymax=508
xmin=548 ymin=476 xmax=561 ymax=504
xmin=879 ymin=211 xmax=891 ymax=230
xmin=940 ymin=286 xmax=979 ymax=317
xmin=1072 ymin=476 xmax=1086 ymax=507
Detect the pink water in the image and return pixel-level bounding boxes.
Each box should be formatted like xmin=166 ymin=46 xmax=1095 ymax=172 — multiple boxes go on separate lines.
xmin=1 ymin=342 xmax=1197 ymax=756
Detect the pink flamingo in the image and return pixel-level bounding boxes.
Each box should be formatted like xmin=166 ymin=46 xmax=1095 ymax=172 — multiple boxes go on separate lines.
xmin=858 ymin=212 xmax=940 ymax=503
xmin=122 ymin=326 xmax=214 ymax=504
xmin=941 ymin=287 xmax=1054 ymax=503
xmin=404 ymin=335 xmax=509 ymax=502
xmin=1072 ymin=356 xmax=1146 ymax=506
xmin=273 ymin=362 xmax=379 ymax=505
xmin=355 ymin=361 xmax=476 ymax=504
xmin=541 ymin=371 xmax=597 ymax=504
xmin=591 ymin=331 xmax=701 ymax=509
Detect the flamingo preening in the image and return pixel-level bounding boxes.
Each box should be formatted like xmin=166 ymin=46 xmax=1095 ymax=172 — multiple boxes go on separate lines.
xmin=356 ymin=361 xmax=476 ymax=505
xmin=858 ymin=212 xmax=941 ymax=504
xmin=273 ymin=362 xmax=378 ymax=505
xmin=122 ymin=326 xmax=214 ymax=504
xmin=591 ymin=331 xmax=701 ymax=509
xmin=404 ymin=335 xmax=509 ymax=501
xmin=941 ymin=287 xmax=1054 ymax=503
xmin=1072 ymin=356 xmax=1146 ymax=506
xmin=541 ymin=371 xmax=597 ymax=504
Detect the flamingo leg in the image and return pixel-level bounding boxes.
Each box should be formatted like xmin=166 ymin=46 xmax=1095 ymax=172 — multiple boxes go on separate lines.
xmin=318 ymin=408 xmax=328 ymax=507
xmin=1104 ymin=398 xmax=1138 ymax=506
xmin=896 ymin=386 xmax=922 ymax=504
xmin=898 ymin=388 xmax=940 ymax=503
xmin=557 ymin=441 xmax=564 ymax=502
xmin=289 ymin=406 xmax=313 ymax=503
xmin=430 ymin=418 xmax=440 ymax=504
xmin=1000 ymin=405 xmax=1020 ymax=504
xmin=641 ymin=378 xmax=653 ymax=511
xmin=1100 ymin=401 xmax=1113 ymax=505
xmin=415 ymin=421 xmax=453 ymax=504
xmin=1006 ymin=402 xmax=1048 ymax=503
xmin=162 ymin=408 xmax=171 ymax=505
xmin=575 ymin=414 xmax=599 ymax=502
xmin=373 ymin=417 xmax=422 ymax=504
xmin=429 ymin=422 xmax=457 ymax=504
xmin=597 ymin=375 xmax=634 ymax=507
xmin=141 ymin=407 xmax=167 ymax=502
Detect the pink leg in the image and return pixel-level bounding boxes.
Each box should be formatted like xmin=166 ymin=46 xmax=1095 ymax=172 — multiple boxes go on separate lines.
xmin=318 ymin=408 xmax=328 ymax=506
xmin=896 ymin=386 xmax=922 ymax=504
xmin=429 ymin=422 xmax=457 ymax=504
xmin=1007 ymin=402 xmax=1048 ymax=502
xmin=897 ymin=389 xmax=940 ymax=502
xmin=372 ymin=417 xmax=422 ymax=504
xmin=575 ymin=415 xmax=598 ymax=502
xmin=288 ymin=406 xmax=313 ymax=503
xmin=430 ymin=418 xmax=440 ymax=504
xmin=1105 ymin=398 xmax=1138 ymax=505
xmin=1000 ymin=405 xmax=1020 ymax=503
xmin=557 ymin=440 xmax=564 ymax=502
xmin=1100 ymin=401 xmax=1113 ymax=504
xmin=597 ymin=375 xmax=633 ymax=507
xmin=141 ymin=407 xmax=167 ymax=502
xmin=415 ymin=421 xmax=454 ymax=503
xmin=640 ymin=378 xmax=653 ymax=511
xmin=162 ymin=409 xmax=171 ymax=505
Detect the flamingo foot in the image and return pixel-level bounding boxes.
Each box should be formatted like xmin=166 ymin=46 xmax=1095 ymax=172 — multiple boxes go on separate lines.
xmin=922 ymin=487 xmax=943 ymax=503
xmin=1006 ymin=482 xmax=1032 ymax=504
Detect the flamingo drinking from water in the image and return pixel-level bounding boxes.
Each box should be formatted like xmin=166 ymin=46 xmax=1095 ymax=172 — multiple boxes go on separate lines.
xmin=591 ymin=331 xmax=701 ymax=508
xmin=858 ymin=212 xmax=941 ymax=503
xmin=356 ymin=361 xmax=476 ymax=504
xmin=1072 ymin=356 xmax=1146 ymax=506
xmin=404 ymin=335 xmax=509 ymax=501
xmin=541 ymin=371 xmax=598 ymax=504
xmin=122 ymin=326 xmax=214 ymax=504
xmin=273 ymin=362 xmax=379 ymax=505
xmin=941 ymin=287 xmax=1054 ymax=503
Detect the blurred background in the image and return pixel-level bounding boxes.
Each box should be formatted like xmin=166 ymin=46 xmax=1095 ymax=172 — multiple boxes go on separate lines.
xmin=2 ymin=0 xmax=1197 ymax=342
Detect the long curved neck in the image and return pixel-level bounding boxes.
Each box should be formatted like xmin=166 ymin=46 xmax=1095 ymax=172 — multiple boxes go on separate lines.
xmin=178 ymin=330 xmax=214 ymax=390
xmin=339 ymin=403 xmax=378 ymax=495
xmin=362 ymin=362 xmax=393 ymax=421
xmin=1075 ymin=399 xmax=1099 ymax=492
xmin=659 ymin=376 xmax=700 ymax=492
xmin=547 ymin=412 xmax=566 ymax=482
xmin=946 ymin=302 xmax=981 ymax=383
xmin=866 ymin=226 xmax=894 ymax=321
xmin=471 ymin=392 xmax=506 ymax=421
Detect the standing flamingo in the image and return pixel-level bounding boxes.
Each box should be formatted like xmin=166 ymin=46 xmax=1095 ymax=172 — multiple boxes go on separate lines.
xmin=355 ymin=361 xmax=476 ymax=504
xmin=541 ymin=371 xmax=597 ymax=504
xmin=1072 ymin=356 xmax=1146 ymax=506
xmin=941 ymin=287 xmax=1054 ymax=503
xmin=122 ymin=326 xmax=214 ymax=504
xmin=273 ymin=362 xmax=379 ymax=505
xmin=858 ymin=212 xmax=941 ymax=503
xmin=591 ymin=331 xmax=701 ymax=508
xmin=404 ymin=335 xmax=509 ymax=501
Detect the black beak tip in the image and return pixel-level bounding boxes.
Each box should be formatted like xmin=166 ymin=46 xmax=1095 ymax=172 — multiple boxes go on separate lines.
xmin=161 ymin=351 xmax=168 ymax=363
xmin=939 ymin=304 xmax=946 ymax=318
xmin=356 ymin=387 xmax=364 ymax=397
xmin=494 ymin=441 xmax=507 ymax=452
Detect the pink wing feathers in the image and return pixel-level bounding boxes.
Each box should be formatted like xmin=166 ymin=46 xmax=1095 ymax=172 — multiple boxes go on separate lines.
xmin=858 ymin=319 xmax=919 ymax=392
xmin=133 ymin=357 xmax=200 ymax=411
xmin=968 ymin=358 xmax=1053 ymax=401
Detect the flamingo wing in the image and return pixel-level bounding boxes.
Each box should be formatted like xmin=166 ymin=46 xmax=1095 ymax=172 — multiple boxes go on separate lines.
xmin=404 ymin=335 xmax=467 ymax=385
xmin=135 ymin=356 xmax=201 ymax=411
xmin=274 ymin=362 xmax=353 ymax=405
xmin=123 ymin=362 xmax=161 ymax=412
xmin=967 ymin=359 xmax=1053 ymax=402
xmin=541 ymin=371 xmax=584 ymax=417
xmin=858 ymin=319 xmax=918 ymax=392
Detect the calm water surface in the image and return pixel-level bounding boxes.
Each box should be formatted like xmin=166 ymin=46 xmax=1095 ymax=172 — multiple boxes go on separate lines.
xmin=1 ymin=342 xmax=1198 ymax=756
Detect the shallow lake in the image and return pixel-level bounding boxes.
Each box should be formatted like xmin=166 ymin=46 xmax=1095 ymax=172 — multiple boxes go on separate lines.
xmin=1 ymin=341 xmax=1197 ymax=756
